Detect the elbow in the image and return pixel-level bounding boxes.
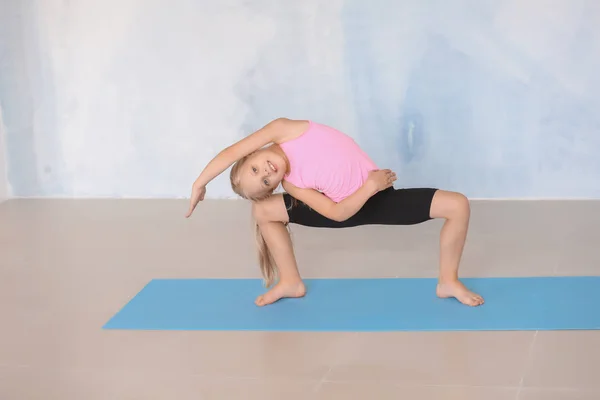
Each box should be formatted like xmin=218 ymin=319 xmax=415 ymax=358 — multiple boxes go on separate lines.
xmin=329 ymin=208 xmax=348 ymax=223
xmin=269 ymin=117 xmax=290 ymax=127
xmin=332 ymin=214 xmax=347 ymax=223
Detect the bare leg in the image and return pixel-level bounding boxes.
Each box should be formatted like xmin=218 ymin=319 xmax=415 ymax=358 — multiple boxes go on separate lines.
xmin=252 ymin=195 xmax=306 ymax=306
xmin=429 ymin=190 xmax=484 ymax=306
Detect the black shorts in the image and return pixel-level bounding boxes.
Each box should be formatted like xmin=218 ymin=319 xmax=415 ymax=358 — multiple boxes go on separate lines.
xmin=283 ymin=187 xmax=439 ymax=228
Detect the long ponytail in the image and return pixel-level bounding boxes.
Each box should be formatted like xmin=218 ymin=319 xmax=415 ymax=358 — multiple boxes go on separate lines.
xmin=230 ymin=154 xmax=280 ymax=287
xmin=255 ymin=222 xmax=278 ymax=287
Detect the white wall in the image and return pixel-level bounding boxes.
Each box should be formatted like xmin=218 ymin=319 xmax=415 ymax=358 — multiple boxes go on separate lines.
xmin=1 ymin=0 xmax=599 ymax=199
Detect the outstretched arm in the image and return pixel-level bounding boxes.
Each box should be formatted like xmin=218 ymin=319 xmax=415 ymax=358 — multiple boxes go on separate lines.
xmin=282 ymin=169 xmax=396 ymax=222
xmin=186 ymin=118 xmax=304 ymax=217
xmin=191 ymin=118 xmax=295 ymax=189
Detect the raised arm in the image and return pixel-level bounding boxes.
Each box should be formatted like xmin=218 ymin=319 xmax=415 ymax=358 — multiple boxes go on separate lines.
xmin=192 ymin=118 xmax=295 ymax=188
xmin=186 ymin=118 xmax=303 ymax=217
xmin=282 ymin=169 xmax=396 ymax=222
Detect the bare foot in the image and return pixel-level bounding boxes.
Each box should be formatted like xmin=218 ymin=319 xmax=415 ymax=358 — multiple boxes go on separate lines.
xmin=255 ymin=280 xmax=306 ymax=306
xmin=436 ymin=280 xmax=484 ymax=306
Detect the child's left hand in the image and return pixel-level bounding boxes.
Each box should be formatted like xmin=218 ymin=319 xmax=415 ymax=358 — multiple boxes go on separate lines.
xmin=367 ymin=169 xmax=397 ymax=192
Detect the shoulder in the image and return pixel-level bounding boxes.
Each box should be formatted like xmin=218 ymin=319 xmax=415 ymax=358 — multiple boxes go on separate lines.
xmin=281 ymin=179 xmax=297 ymax=192
xmin=282 ymin=180 xmax=307 ymax=197
xmin=282 ymin=180 xmax=322 ymax=202
xmin=282 ymin=180 xmax=339 ymax=220
xmin=269 ymin=118 xmax=310 ymax=144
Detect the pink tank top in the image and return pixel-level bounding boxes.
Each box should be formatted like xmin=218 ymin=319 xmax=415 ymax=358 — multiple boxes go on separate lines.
xmin=279 ymin=121 xmax=378 ymax=203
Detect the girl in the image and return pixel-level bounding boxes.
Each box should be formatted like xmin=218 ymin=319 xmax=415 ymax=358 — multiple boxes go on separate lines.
xmin=186 ymin=118 xmax=484 ymax=307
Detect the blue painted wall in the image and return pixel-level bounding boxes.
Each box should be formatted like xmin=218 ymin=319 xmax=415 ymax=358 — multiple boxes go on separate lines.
xmin=1 ymin=0 xmax=599 ymax=198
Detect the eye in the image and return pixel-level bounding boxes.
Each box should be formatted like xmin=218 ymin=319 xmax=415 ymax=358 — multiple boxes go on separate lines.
xmin=252 ymin=167 xmax=258 ymax=173
xmin=263 ymin=179 xmax=269 ymax=186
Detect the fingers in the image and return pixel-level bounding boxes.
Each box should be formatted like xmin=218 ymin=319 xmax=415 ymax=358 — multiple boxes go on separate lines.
xmin=370 ymin=168 xmax=398 ymax=191
xmin=185 ymin=204 xmax=196 ymax=218
xmin=388 ymin=171 xmax=397 ymax=188
xmin=185 ymin=186 xmax=206 ymax=218
xmin=185 ymin=194 xmax=199 ymax=218
xmin=387 ymin=170 xmax=397 ymax=182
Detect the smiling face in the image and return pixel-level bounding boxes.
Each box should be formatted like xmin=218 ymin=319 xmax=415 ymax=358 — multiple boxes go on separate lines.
xmin=232 ymin=145 xmax=288 ymax=199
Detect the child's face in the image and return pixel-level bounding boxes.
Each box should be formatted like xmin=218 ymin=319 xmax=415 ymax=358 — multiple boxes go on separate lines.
xmin=240 ymin=147 xmax=287 ymax=198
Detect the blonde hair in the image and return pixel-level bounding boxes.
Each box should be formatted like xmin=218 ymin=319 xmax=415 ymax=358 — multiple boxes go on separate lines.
xmin=230 ymin=154 xmax=287 ymax=287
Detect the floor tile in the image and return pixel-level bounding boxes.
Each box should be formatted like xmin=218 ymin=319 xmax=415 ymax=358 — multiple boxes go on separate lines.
xmin=523 ymin=331 xmax=600 ymax=389
xmin=200 ymin=378 xmax=317 ymax=400
xmin=317 ymin=382 xmax=517 ymax=400
xmin=0 ymin=366 xmax=317 ymax=400
xmin=326 ymin=331 xmax=534 ymax=386
xmin=2 ymin=327 xmax=350 ymax=380
xmin=518 ymin=388 xmax=600 ymax=400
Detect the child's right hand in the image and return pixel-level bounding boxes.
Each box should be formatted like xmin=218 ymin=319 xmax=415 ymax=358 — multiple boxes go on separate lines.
xmin=185 ymin=184 xmax=206 ymax=218
xmin=367 ymin=169 xmax=397 ymax=192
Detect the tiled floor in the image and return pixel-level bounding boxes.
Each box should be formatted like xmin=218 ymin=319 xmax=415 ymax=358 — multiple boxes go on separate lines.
xmin=0 ymin=198 xmax=599 ymax=399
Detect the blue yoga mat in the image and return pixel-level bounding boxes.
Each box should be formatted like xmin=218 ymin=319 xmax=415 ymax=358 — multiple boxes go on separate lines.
xmin=103 ymin=277 xmax=600 ymax=331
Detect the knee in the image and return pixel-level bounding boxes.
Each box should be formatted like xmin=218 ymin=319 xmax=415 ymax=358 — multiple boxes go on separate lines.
xmin=432 ymin=190 xmax=470 ymax=220
xmin=252 ymin=201 xmax=268 ymax=225
xmin=251 ymin=194 xmax=288 ymax=225
xmin=251 ymin=197 xmax=280 ymax=225
xmin=448 ymin=192 xmax=470 ymax=220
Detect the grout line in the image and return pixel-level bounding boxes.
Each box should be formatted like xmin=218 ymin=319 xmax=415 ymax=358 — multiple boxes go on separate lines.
xmin=312 ymin=366 xmax=334 ymax=393
xmin=316 ymin=380 xmax=599 ymax=392
xmin=319 ymin=380 xmax=520 ymax=389
xmin=516 ymin=330 xmax=539 ymax=400
xmin=312 ymin=331 xmax=359 ymax=393
xmin=0 ymin=364 xmax=30 ymax=369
